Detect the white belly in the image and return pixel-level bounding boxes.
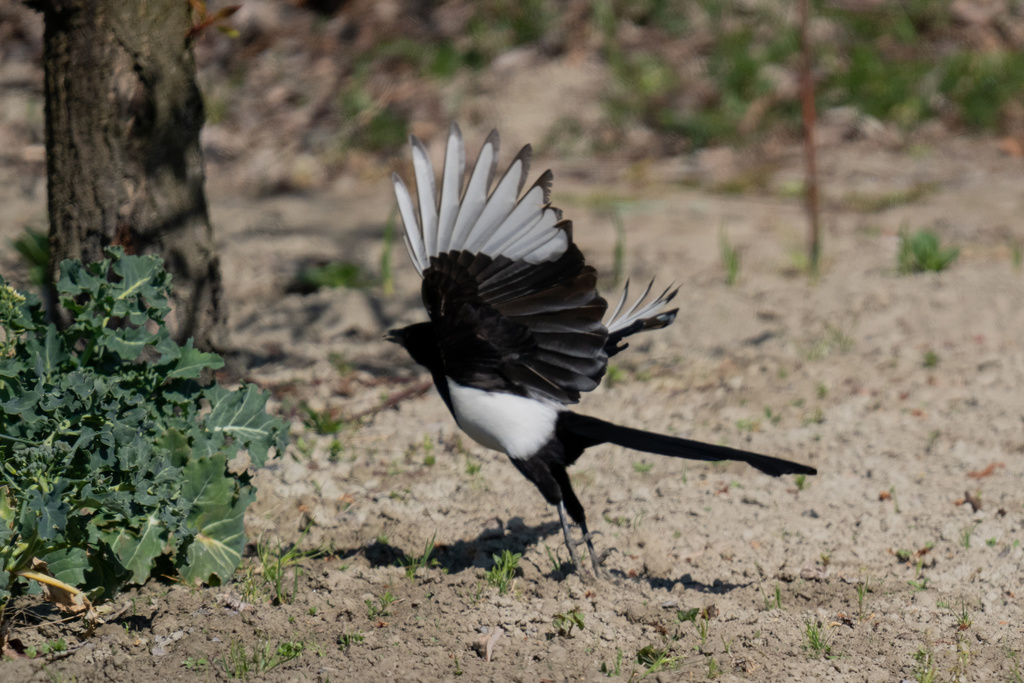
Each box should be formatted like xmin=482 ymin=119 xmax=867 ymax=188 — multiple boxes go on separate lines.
xmin=446 ymin=379 xmax=558 ymax=460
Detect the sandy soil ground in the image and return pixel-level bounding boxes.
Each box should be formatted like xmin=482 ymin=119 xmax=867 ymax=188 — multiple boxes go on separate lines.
xmin=3 ymin=126 xmax=1023 ymax=681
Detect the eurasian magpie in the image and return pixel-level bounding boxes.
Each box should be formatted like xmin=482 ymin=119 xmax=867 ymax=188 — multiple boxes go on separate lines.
xmin=386 ymin=124 xmax=816 ymax=576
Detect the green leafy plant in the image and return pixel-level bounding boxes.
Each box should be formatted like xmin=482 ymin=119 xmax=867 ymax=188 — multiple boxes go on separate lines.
xmin=950 ymin=599 xmax=972 ymax=632
xmin=292 ymin=261 xmax=373 ymax=293
xmin=759 ymin=583 xmax=783 ymax=610
xmin=600 ymin=648 xmax=624 ymax=677
xmin=11 ymin=227 xmax=49 ymax=287
xmin=552 ymin=609 xmax=585 ymax=637
xmin=707 ymin=655 xmax=722 ymax=678
xmin=636 ymin=644 xmax=676 ymax=673
xmin=898 ymin=228 xmax=960 ymax=274
xmin=247 ymin=528 xmax=324 ymax=605
xmin=182 ymin=656 xmax=209 ymax=671
xmin=24 ymin=637 xmax=67 ymax=659
xmin=960 ymin=522 xmax=980 ymax=549
xmin=1007 ymin=649 xmax=1023 ymax=683
xmin=856 ymin=577 xmax=870 ymax=621
xmin=804 ymin=620 xmax=835 ymax=658
xmin=544 ymin=544 xmax=563 ymax=573
xmin=0 ymin=248 xmax=288 ymax=624
xmin=220 ymin=637 xmax=304 ymax=679
xmin=300 ymin=403 xmax=346 ymax=435
xmin=365 ymin=589 xmax=395 ymax=619
xmin=694 ymin=613 xmax=711 ymax=653
xmin=913 ymin=647 xmax=938 ymax=683
xmin=420 ymin=434 xmax=436 ymax=466
xmin=485 ymin=549 xmax=521 ymax=594
xmin=677 ymin=607 xmax=700 ymax=623
xmin=338 ymin=631 xmax=364 ymax=650
xmin=908 ymin=576 xmax=931 ymax=591
xmin=719 ymin=228 xmax=740 ymax=286
xmin=397 ymin=533 xmax=439 ymax=581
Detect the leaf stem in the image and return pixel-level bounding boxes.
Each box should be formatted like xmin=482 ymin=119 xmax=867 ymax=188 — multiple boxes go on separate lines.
xmin=14 ymin=569 xmax=83 ymax=596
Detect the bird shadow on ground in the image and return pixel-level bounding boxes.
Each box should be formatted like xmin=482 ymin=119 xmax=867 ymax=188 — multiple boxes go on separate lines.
xmin=644 ymin=574 xmax=751 ymax=595
xmin=338 ymin=518 xmax=574 ymax=576
xmin=338 ymin=523 xmax=750 ymax=595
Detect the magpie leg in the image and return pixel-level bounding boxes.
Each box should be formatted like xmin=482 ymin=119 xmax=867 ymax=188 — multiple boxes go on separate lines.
xmin=556 ymin=500 xmax=584 ymax=573
xmin=577 ymin=518 xmax=602 ymax=576
xmin=556 ymin=501 xmax=605 ymax=578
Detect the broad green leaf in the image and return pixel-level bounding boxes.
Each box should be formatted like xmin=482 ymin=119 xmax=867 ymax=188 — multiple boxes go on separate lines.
xmin=179 ymin=500 xmax=251 ymax=586
xmin=35 ymin=325 xmax=69 ymax=380
xmin=23 ymin=482 xmax=71 ymax=541
xmin=156 ymin=428 xmax=190 ymax=467
xmin=189 ymin=428 xmax=224 ymax=459
xmin=180 ymin=454 xmax=233 ymax=519
xmin=110 ymin=252 xmax=169 ymax=315
xmin=178 ymin=455 xmax=251 ymax=584
xmin=83 ymin=540 xmax=130 ymax=602
xmin=102 ymin=514 xmax=164 ymax=585
xmin=0 ymin=358 xmax=26 ymax=379
xmin=1 ymin=381 xmax=43 ymax=416
xmin=205 ymin=384 xmax=287 ymax=467
xmin=56 ymin=258 xmax=103 ymax=301
xmin=39 ymin=546 xmax=90 ymax=590
xmin=167 ymin=339 xmax=224 ymax=379
xmin=64 ymin=371 xmax=95 ymax=400
xmin=154 ymin=333 xmax=181 ymax=365
xmin=101 ymin=324 xmax=158 ymax=360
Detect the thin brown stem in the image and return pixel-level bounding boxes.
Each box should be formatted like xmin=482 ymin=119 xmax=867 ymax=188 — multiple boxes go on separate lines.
xmin=349 ymin=379 xmax=433 ymax=420
xmin=799 ymin=0 xmax=821 ymax=276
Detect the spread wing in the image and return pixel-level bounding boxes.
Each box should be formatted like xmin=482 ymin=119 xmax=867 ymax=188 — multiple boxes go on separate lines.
xmin=392 ymin=124 xmax=674 ymax=405
xmin=421 ymin=245 xmax=608 ymax=404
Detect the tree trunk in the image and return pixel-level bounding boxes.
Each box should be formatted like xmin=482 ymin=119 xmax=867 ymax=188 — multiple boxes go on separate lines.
xmin=32 ymin=0 xmax=224 ymax=350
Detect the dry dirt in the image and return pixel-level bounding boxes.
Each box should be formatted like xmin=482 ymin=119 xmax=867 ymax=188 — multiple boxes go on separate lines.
xmin=3 ymin=131 xmax=1023 ymax=682
xmin=2 ymin=12 xmax=1024 ymax=676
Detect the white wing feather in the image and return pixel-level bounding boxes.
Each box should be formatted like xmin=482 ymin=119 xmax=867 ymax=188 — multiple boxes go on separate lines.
xmin=479 ymin=178 xmax=548 ymax=255
xmin=449 ymin=130 xmax=499 ymax=249
xmin=410 ymin=137 xmax=438 ymax=258
xmin=462 ymin=154 xmax=527 ymax=253
xmin=435 ymin=125 xmax=465 ymax=253
xmin=392 ymin=173 xmax=427 ymax=275
xmin=393 ymin=127 xmax=572 ymax=276
xmin=500 ymin=209 xmax=567 ymax=263
xmin=606 ymin=280 xmax=678 ymax=334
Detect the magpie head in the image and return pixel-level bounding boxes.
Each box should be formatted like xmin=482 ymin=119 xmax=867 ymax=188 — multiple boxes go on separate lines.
xmin=383 ymin=327 xmax=408 ymax=346
xmin=384 ymin=322 xmax=440 ymax=371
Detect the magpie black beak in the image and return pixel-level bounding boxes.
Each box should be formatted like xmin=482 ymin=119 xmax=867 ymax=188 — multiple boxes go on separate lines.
xmin=383 ymin=329 xmax=403 ymax=345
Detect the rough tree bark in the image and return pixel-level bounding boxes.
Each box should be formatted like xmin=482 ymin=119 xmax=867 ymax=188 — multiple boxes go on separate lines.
xmin=28 ymin=0 xmax=224 ymax=350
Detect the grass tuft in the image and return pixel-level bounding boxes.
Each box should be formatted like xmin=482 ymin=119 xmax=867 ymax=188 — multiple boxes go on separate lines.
xmin=486 ymin=549 xmax=521 ymax=594
xmin=898 ymin=228 xmax=959 ymax=274
xmin=719 ymin=228 xmax=740 ymax=286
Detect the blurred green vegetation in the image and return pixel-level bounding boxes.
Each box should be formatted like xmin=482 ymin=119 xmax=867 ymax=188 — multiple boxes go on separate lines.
xmin=327 ymin=0 xmax=1024 ymax=155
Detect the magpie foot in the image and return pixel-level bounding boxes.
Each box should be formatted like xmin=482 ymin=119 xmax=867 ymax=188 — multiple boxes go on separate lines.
xmin=570 ymin=529 xmax=603 ymax=548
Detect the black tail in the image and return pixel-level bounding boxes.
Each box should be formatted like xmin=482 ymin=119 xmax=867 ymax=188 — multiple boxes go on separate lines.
xmin=558 ymin=412 xmax=816 ymax=477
